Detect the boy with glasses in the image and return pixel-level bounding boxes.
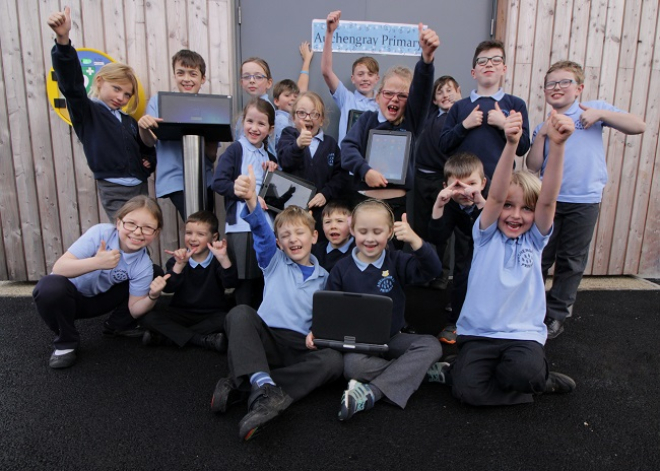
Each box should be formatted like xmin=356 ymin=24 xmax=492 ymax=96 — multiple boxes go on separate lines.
xmin=439 ymin=40 xmax=530 ymax=180
xmin=526 ymin=60 xmax=645 ymax=339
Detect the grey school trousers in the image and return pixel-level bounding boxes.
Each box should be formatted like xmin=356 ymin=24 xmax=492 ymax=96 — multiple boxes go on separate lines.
xmin=343 ymin=332 xmax=442 ymax=408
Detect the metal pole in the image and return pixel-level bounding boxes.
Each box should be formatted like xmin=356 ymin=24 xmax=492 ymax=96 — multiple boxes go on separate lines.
xmin=181 ymin=134 xmax=207 ymax=219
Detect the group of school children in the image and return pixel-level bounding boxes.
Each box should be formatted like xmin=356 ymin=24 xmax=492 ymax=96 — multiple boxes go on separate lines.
xmin=35 ymin=8 xmax=646 ymax=440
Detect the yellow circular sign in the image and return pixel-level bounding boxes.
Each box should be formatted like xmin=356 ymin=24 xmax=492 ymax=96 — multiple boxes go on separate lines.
xmin=46 ymin=47 xmax=146 ymax=125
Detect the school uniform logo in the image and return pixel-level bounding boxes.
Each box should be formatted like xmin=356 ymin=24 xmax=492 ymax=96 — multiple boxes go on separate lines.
xmin=327 ymin=153 xmax=335 ymax=166
xmin=377 ymin=270 xmax=394 ymax=293
xmin=518 ymin=249 xmax=534 ymax=268
xmin=574 ymin=118 xmax=585 ymax=130
xmin=111 ymin=268 xmax=129 ymax=282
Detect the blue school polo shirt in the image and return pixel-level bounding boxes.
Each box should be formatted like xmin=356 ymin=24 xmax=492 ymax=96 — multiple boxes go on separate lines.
xmin=333 ymin=81 xmax=379 ymax=144
xmin=532 ymin=100 xmax=623 ymax=203
xmin=66 ymin=224 xmax=153 ymax=297
xmin=146 ymin=95 xmax=215 ymax=198
xmin=457 ymin=216 xmax=550 ymax=345
xmin=274 ymin=109 xmax=294 ymax=149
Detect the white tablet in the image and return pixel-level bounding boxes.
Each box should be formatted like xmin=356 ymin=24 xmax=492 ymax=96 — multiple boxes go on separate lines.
xmin=364 ymin=129 xmax=412 ymax=185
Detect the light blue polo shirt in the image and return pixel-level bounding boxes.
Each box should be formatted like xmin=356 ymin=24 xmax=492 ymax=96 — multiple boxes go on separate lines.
xmin=274 ymin=109 xmax=294 ymax=149
xmin=457 ymin=216 xmax=550 ymax=345
xmin=532 ymin=100 xmax=622 ymax=203
xmin=241 ymin=204 xmax=327 ymax=335
xmin=333 ymin=81 xmax=378 ymax=144
xmin=66 ymin=224 xmax=153 ymax=297
xmin=146 ymin=95 xmax=215 ymax=198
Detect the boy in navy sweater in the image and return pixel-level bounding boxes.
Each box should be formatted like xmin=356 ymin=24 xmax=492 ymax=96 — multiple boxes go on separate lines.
xmin=311 ymin=200 xmax=355 ymax=272
xmin=140 ymin=211 xmax=237 ymax=351
xmin=439 ymin=40 xmax=530 ymax=179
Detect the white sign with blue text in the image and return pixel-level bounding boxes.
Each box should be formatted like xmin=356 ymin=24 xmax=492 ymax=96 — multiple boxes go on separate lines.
xmin=311 ymin=19 xmax=424 ymax=56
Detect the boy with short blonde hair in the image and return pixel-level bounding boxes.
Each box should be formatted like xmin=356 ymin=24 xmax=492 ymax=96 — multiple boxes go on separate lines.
xmin=526 ymin=60 xmax=646 ymax=339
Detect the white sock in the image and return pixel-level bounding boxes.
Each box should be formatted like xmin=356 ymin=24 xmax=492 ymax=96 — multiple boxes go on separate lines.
xmin=53 ymin=349 xmax=74 ymax=356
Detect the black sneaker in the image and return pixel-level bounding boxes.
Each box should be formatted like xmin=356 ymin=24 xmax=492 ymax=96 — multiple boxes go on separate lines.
xmin=200 ymin=333 xmax=227 ymax=353
xmin=238 ymin=384 xmax=293 ymax=440
xmin=545 ymin=371 xmax=576 ymax=394
xmin=210 ymin=377 xmax=247 ymax=413
xmin=142 ymin=330 xmax=173 ymax=347
xmin=49 ymin=350 xmax=77 ymax=369
xmin=545 ymin=317 xmax=565 ymax=340
xmin=103 ymin=322 xmax=145 ymax=338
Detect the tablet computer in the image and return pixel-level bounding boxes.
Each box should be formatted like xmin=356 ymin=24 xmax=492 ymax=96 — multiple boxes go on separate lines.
xmin=258 ymin=170 xmax=317 ymax=213
xmin=346 ymin=109 xmax=365 ymax=134
xmin=364 ymin=129 xmax=412 ymax=185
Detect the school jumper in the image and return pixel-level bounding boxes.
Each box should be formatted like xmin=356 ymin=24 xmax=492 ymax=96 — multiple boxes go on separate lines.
xmin=223 ymin=204 xmax=343 ymax=401
xmin=311 ymin=237 xmax=355 ymax=273
xmin=325 ymin=243 xmax=443 ymax=408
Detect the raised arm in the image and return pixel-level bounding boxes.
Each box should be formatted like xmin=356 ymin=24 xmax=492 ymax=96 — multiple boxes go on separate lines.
xmin=321 ymin=10 xmax=341 ymax=94
xmin=297 ymin=41 xmax=314 ymax=93
xmin=47 ymin=6 xmax=71 ymax=45
xmin=534 ymin=111 xmax=574 ymax=235
xmin=479 ymin=111 xmax=522 ymax=230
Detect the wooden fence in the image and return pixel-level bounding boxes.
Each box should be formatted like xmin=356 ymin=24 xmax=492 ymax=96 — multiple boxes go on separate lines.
xmin=0 ymin=0 xmax=658 ymax=280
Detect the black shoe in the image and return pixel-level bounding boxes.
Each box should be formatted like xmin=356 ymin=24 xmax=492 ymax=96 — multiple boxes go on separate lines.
xmin=210 ymin=377 xmax=248 ymax=413
xmin=238 ymin=384 xmax=293 ymax=440
xmin=200 ymin=333 xmax=227 ymax=353
xmin=545 ymin=371 xmax=576 ymax=394
xmin=103 ymin=322 xmax=145 ymax=338
xmin=142 ymin=330 xmax=174 ymax=347
xmin=49 ymin=350 xmax=77 ymax=369
xmin=545 ymin=317 xmax=565 ymax=339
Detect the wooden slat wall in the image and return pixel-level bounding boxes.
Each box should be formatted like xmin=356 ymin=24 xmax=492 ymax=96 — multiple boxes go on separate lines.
xmin=498 ymin=0 xmax=659 ymax=276
xmin=0 ymin=0 xmax=657 ymax=280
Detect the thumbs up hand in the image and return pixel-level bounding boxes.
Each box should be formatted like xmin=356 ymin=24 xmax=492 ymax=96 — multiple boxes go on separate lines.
xmin=462 ymin=104 xmax=483 ymax=129
xmin=47 ymin=6 xmax=72 ymax=43
xmin=393 ymin=213 xmax=423 ymax=250
xmin=95 ymin=240 xmax=121 ymax=270
xmin=487 ymin=101 xmax=507 ymax=129
xmin=234 ymin=164 xmax=260 ymax=211
xmin=578 ymin=103 xmax=600 ymax=129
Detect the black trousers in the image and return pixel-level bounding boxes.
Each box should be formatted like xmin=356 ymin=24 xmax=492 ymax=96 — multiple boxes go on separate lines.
xmin=140 ymin=307 xmax=227 ymax=347
xmin=224 ymin=305 xmax=344 ymax=401
xmin=450 ymin=337 xmax=548 ymax=406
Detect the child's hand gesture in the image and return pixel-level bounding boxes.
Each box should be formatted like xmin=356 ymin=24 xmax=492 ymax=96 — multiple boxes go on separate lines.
xmin=47 ymin=7 xmax=71 ymax=42
xmin=234 ymin=164 xmax=258 ymax=207
xmin=148 ymin=274 xmax=172 ymax=300
xmin=208 ymin=239 xmax=229 ymax=261
xmin=138 ymin=114 xmax=163 ymax=131
xmin=164 ymin=247 xmax=196 ymax=266
xmin=547 ymin=109 xmax=575 ymax=144
xmin=487 ymin=102 xmax=507 ymax=130
xmin=299 ymin=41 xmax=313 ymax=64
xmin=297 ymin=129 xmax=313 ymax=149
xmin=393 ymin=213 xmax=423 ymax=250
xmin=418 ymin=24 xmax=440 ymax=63
xmin=460 ymin=181 xmax=486 ymax=208
xmin=578 ymin=103 xmax=601 ymax=129
xmin=462 ymin=105 xmax=483 ymax=129
xmin=504 ymin=110 xmax=523 ymax=143
xmin=262 ymin=160 xmax=278 ymax=173
xmin=326 ymin=10 xmax=341 ymax=34
xmin=435 ymin=185 xmax=457 ymax=208
xmin=95 ymin=240 xmax=121 ymax=270
xmin=308 ymin=192 xmax=327 ymax=208
xmin=365 ymin=169 xmax=388 ymax=188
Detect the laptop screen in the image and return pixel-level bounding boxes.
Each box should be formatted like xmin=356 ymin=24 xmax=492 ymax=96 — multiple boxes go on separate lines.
xmin=158 ymin=92 xmax=232 ymax=125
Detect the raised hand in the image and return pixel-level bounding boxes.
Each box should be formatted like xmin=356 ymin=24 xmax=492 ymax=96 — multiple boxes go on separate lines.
xmin=326 ymin=10 xmax=341 ymax=34
xmin=149 ymin=274 xmax=172 ymax=299
xmin=299 ymin=41 xmax=313 ymax=63
xmin=164 ymin=247 xmax=196 ymax=267
xmin=393 ymin=213 xmax=422 ymax=249
xmin=547 ymin=109 xmax=575 ymax=144
xmin=234 ymin=164 xmax=257 ymax=202
xmin=418 ymin=23 xmax=440 ymax=63
xmin=462 ymin=105 xmax=483 ymax=129
xmin=95 ymin=240 xmax=121 ymax=270
xmin=47 ymin=6 xmax=71 ymax=41
xmin=487 ymin=102 xmax=507 ymax=129
xmin=504 ymin=110 xmax=523 ymax=143
xmin=207 ymin=239 xmax=229 ymax=260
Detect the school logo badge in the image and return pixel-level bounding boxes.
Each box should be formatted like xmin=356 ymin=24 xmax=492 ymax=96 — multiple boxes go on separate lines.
xmin=327 ymin=152 xmax=335 ymax=166
xmin=518 ymin=249 xmax=534 ymax=268
xmin=574 ymin=118 xmax=585 ymax=130
xmin=111 ymin=268 xmax=129 ymax=282
xmin=377 ymin=273 xmax=394 ymax=293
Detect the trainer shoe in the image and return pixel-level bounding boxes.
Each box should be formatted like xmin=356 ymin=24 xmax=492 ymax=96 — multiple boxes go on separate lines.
xmin=210 ymin=377 xmax=248 ymax=413
xmin=438 ymin=324 xmax=457 ymax=344
xmin=544 ymin=317 xmax=565 ymax=340
xmin=545 ymin=371 xmax=576 ymax=394
xmin=200 ymin=333 xmax=227 ymax=353
xmin=426 ymin=362 xmax=451 ymax=384
xmin=49 ymin=350 xmax=77 ymax=369
xmin=338 ymin=380 xmax=375 ymax=421
xmin=238 ymin=384 xmax=293 ymax=440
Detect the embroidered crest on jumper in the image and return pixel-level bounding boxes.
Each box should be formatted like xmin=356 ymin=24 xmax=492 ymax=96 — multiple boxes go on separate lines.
xmin=327 ymin=152 xmax=335 ymax=166
xmin=518 ymin=248 xmax=534 ymax=268
xmin=377 ymin=274 xmax=394 ymax=293
xmin=111 ymin=268 xmax=129 ymax=282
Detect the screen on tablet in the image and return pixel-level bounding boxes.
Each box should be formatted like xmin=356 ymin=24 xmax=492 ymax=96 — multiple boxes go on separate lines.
xmin=364 ymin=130 xmax=412 ymax=185
xmin=258 ymin=171 xmax=317 ymax=213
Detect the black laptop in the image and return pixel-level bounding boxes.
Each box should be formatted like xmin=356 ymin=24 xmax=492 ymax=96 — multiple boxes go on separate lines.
xmin=154 ymin=92 xmax=233 ymax=142
xmin=312 ymin=291 xmax=392 ymax=353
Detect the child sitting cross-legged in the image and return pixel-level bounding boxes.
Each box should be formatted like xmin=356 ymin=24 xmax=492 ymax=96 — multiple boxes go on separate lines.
xmin=140 ymin=211 xmax=238 ymax=352
xmin=210 ymin=165 xmax=343 ymax=441
xmin=439 ymin=110 xmax=578 ymax=406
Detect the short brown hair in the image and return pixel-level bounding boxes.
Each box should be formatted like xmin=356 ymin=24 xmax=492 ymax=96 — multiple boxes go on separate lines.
xmin=472 ymin=40 xmax=506 ymax=68
xmin=115 ymin=195 xmax=163 ymax=229
xmin=322 ymin=200 xmax=352 ymax=218
xmin=186 ymin=210 xmax=218 ymax=234
xmin=545 ymin=60 xmax=585 ymax=85
xmin=352 ymin=56 xmax=379 ymax=75
xmin=241 ymin=57 xmax=272 ymax=80
xmin=273 ymin=79 xmax=300 ymax=100
xmin=444 ymin=153 xmax=485 ymax=182
xmin=434 ymin=75 xmax=460 ymax=93
xmin=91 ymin=62 xmax=139 ymax=114
xmin=172 ymin=49 xmax=206 ymax=77
xmin=510 ymin=171 xmax=542 ymax=209
xmin=274 ymin=205 xmax=316 ymax=238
